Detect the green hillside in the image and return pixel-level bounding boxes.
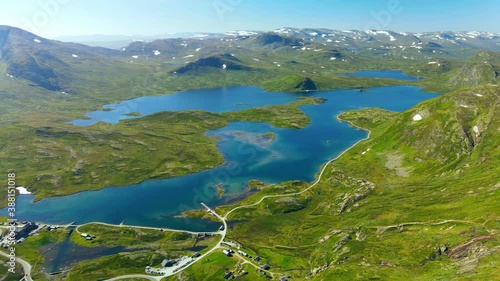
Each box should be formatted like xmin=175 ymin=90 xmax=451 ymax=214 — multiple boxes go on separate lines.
xmin=190 ymin=84 xmax=500 ymax=280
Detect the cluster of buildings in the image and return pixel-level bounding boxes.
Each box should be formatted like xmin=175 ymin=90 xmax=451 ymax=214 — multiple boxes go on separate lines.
xmin=222 ymin=249 xmax=234 ymax=256
xmin=145 ymin=253 xmax=202 ymax=276
xmin=220 ymin=246 xmax=275 ymax=279
xmin=161 ymin=258 xmax=179 ymax=267
xmin=224 ymin=269 xmax=248 ymax=279
xmin=46 ymin=225 xmax=61 ymax=231
xmin=14 ymin=222 xmax=38 ymax=241
xmin=196 ymin=232 xmax=215 ymax=238
xmin=237 ymin=250 xmax=249 ymax=257
xmin=259 ymin=263 xmax=271 ymax=270
xmin=220 ymin=243 xmax=273 ymax=269
xmin=79 ymin=232 xmax=96 ymax=241
xmin=222 ymin=248 xmax=252 ymax=259
xmin=257 ymin=268 xmax=267 ymax=276
xmin=1 ymin=221 xmax=39 ymax=247
xmin=221 ymin=240 xmax=240 ymax=249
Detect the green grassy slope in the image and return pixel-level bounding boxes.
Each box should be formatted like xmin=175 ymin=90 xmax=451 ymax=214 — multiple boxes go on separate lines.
xmin=197 ymin=85 xmax=500 ymax=280
xmin=0 ymin=98 xmax=319 ymax=201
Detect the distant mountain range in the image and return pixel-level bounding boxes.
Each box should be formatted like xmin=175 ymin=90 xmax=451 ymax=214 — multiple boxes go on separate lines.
xmin=1 ymin=25 xmax=499 ymax=92
xmin=53 ymin=32 xmax=232 ymax=49
xmin=52 ymin=27 xmax=500 ymax=51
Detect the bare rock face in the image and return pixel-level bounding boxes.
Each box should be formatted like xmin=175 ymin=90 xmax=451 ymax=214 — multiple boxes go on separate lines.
xmin=446 ymin=235 xmax=496 ymax=275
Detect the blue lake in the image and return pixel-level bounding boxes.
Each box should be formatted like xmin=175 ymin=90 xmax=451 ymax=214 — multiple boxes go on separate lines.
xmin=342 ymin=70 xmax=421 ymax=81
xmin=70 ymin=86 xmax=299 ymax=126
xmin=3 ymin=71 xmax=438 ymax=232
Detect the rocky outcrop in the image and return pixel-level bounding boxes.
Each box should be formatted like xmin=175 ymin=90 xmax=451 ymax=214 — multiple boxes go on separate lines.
xmin=173 ymin=53 xmax=250 ymax=74
xmin=447 ymin=51 xmax=500 ymax=88
xmin=328 ymin=170 xmax=376 ymax=215
xmin=446 ymin=236 xmax=497 ymax=275
xmin=295 ymin=77 xmax=317 ymax=91
xmin=275 ymin=197 xmax=308 ymax=214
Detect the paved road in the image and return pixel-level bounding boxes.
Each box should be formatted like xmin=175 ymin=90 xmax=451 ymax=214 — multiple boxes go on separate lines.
xmin=105 ymin=274 xmax=158 ymax=281
xmin=224 ymin=128 xmax=371 ymax=219
xmin=106 ymin=122 xmax=371 ymax=280
xmin=75 ymin=221 xmax=221 ymax=236
xmin=104 ymin=203 xmax=227 ymax=281
xmin=0 ymin=250 xmax=33 ymax=281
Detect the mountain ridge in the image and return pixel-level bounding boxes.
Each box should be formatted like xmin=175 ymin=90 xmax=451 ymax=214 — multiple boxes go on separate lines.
xmin=3 ymin=24 xmax=500 ymax=92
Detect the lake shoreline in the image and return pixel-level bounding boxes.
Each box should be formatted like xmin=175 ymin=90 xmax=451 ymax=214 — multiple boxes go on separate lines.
xmin=2 ymin=73 xmax=437 ymax=231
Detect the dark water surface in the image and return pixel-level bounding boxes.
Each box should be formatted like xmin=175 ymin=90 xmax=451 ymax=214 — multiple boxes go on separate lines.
xmin=41 ymin=229 xmax=132 ymax=273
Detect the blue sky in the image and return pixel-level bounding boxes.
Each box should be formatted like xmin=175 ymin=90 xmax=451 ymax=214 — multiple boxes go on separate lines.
xmin=0 ymin=0 xmax=499 ymax=38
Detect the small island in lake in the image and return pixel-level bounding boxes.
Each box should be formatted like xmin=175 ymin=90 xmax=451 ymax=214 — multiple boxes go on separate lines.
xmin=258 ymin=132 xmax=275 ymax=141
xmin=248 ymin=179 xmax=266 ymax=190
xmin=123 ymin=111 xmax=143 ymax=117
xmin=216 ymin=183 xmax=225 ymax=197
